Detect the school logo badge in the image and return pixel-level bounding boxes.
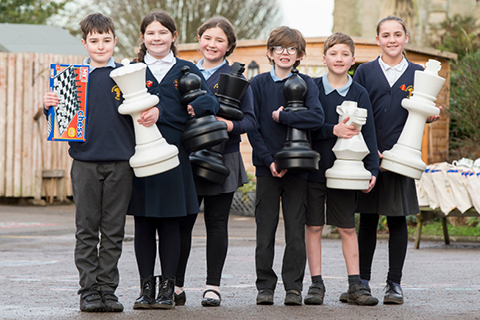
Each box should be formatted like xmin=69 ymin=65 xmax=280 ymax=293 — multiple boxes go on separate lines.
xmin=112 ymin=85 xmax=122 ymax=100
xmin=173 ymin=79 xmax=179 ymax=90
xmin=146 ymin=80 xmax=153 ymax=88
xmin=406 ymin=85 xmax=414 ymax=97
xmin=400 ymin=84 xmax=414 ymax=98
xmin=213 ymin=83 xmax=219 ymax=95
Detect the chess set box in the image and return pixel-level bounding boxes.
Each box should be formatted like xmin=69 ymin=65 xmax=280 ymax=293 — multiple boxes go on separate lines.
xmin=47 ymin=64 xmax=89 ymax=142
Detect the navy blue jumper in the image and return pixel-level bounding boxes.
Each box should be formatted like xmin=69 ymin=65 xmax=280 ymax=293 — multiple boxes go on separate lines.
xmin=247 ymin=71 xmax=325 ymax=178
xmin=309 ymin=77 xmax=379 ymax=184
xmin=68 ymin=63 xmax=135 ymax=161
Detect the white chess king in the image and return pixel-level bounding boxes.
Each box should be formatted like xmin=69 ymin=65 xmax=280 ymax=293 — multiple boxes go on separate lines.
xmin=380 ymin=59 xmax=445 ymax=180
xmin=110 ymin=59 xmax=179 ymax=177
xmin=325 ymin=101 xmax=372 ymax=190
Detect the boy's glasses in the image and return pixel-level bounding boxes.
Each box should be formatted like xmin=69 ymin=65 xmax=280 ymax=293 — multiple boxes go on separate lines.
xmin=272 ymin=46 xmax=297 ymax=55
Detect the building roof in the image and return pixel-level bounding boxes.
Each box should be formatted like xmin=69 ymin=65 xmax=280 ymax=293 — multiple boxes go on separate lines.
xmin=179 ymin=37 xmax=458 ymax=61
xmin=0 ymin=23 xmax=85 ymax=55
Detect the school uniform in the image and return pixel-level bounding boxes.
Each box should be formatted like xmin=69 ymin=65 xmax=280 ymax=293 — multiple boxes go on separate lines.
xmin=353 ymin=56 xmax=424 ymax=285
xmin=127 ymin=52 xmax=219 ymax=281
xmin=70 ymin=57 xmax=135 ymax=295
xmin=306 ymin=74 xmax=379 ymax=228
xmin=176 ymin=60 xmax=256 ymax=288
xmin=128 ymin=56 xmax=219 ymax=219
xmin=353 ymin=57 xmax=423 ymax=217
xmin=247 ymin=68 xmax=324 ymax=293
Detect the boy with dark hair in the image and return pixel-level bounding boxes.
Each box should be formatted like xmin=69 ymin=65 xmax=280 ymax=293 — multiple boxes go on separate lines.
xmin=304 ymin=32 xmax=379 ymax=306
xmin=247 ymin=26 xmax=324 ymax=306
xmin=43 ymin=13 xmax=159 ymax=312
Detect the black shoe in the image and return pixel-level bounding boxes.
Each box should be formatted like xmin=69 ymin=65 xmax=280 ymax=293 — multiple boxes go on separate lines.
xmin=347 ymin=284 xmax=379 ymax=306
xmin=174 ymin=290 xmax=186 ymax=306
xmin=256 ymin=289 xmax=274 ymax=305
xmin=100 ymin=291 xmax=123 ymax=312
xmin=80 ymin=290 xmax=105 ymax=312
xmin=202 ymin=289 xmax=221 ymax=307
xmin=304 ymin=283 xmax=326 ymax=305
xmin=384 ymin=281 xmax=404 ymax=304
xmin=152 ymin=276 xmax=175 ymax=309
xmin=284 ymin=289 xmax=302 ymax=306
xmin=340 ymin=285 xmax=370 ymax=302
xmin=133 ymin=275 xmax=156 ymax=309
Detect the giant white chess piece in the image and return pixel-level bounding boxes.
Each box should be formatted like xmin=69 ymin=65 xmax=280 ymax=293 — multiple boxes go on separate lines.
xmin=110 ymin=59 xmax=179 ymax=177
xmin=380 ymin=59 xmax=445 ymax=180
xmin=325 ymin=101 xmax=371 ymax=190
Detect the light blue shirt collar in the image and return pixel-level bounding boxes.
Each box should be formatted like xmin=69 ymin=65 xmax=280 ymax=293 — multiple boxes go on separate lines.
xmin=269 ymin=66 xmax=292 ymax=82
xmin=196 ymin=59 xmax=227 ymax=80
xmin=82 ymin=56 xmax=116 ymax=73
xmin=322 ymin=73 xmax=352 ymax=97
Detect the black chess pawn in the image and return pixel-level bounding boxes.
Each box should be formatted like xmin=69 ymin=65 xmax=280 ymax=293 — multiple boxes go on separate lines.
xmin=179 ymin=66 xmax=228 ymax=153
xmin=274 ymin=68 xmax=320 ymax=172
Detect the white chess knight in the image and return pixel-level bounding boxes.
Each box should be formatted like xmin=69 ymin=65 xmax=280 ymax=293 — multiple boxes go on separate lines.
xmin=110 ymin=59 xmax=179 ymax=177
xmin=381 ymin=59 xmax=445 ymax=180
xmin=325 ymin=101 xmax=372 ymax=190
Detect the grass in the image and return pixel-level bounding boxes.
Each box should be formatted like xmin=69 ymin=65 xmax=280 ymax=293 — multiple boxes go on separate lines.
xmin=332 ymin=214 xmax=480 ymax=238
xmin=408 ymin=219 xmax=480 ymax=237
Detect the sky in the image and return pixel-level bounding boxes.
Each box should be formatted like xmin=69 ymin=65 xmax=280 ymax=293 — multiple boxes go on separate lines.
xmin=279 ymin=0 xmax=334 ymax=37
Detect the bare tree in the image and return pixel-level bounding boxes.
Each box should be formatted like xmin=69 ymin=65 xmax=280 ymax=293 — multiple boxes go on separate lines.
xmin=56 ymin=0 xmax=281 ymax=57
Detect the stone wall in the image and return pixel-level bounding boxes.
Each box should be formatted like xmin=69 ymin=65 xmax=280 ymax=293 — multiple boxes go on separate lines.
xmin=333 ymin=0 xmax=480 ymax=45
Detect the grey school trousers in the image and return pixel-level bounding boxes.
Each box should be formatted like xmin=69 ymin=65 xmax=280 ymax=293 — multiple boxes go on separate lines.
xmin=71 ymin=160 xmax=133 ymax=294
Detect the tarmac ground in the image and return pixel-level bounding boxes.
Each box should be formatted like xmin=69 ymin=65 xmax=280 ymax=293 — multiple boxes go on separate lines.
xmin=0 ymin=203 xmax=479 ymax=319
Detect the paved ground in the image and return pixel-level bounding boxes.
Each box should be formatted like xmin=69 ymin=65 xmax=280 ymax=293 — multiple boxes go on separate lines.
xmin=0 ymin=203 xmax=479 ymax=319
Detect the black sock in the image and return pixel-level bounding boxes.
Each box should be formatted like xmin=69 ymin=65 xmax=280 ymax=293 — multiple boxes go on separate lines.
xmin=348 ymin=275 xmax=362 ymax=288
xmin=312 ymin=275 xmax=324 ymax=285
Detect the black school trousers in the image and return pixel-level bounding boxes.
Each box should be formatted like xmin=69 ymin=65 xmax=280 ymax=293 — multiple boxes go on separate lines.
xmin=255 ymin=175 xmax=307 ymax=292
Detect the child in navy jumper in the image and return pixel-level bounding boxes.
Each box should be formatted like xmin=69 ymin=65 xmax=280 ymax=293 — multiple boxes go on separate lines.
xmin=174 ymin=16 xmax=256 ymax=307
xmin=353 ymin=16 xmax=440 ymax=305
xmin=43 ymin=13 xmax=159 ymax=313
xmin=304 ymin=33 xmax=379 ymax=306
xmin=247 ymin=26 xmax=324 ymax=306
xmin=127 ymin=10 xmax=220 ymax=310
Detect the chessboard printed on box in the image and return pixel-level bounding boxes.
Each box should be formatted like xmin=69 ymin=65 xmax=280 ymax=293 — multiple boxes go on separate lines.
xmin=47 ymin=64 xmax=89 ymax=141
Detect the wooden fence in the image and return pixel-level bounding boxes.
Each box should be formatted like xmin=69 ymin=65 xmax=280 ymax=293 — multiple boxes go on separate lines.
xmin=0 ymin=52 xmax=85 ymax=200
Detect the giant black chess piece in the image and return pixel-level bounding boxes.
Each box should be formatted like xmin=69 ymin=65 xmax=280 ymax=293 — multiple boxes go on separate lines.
xmin=274 ymin=68 xmax=320 ymax=172
xmin=190 ymin=63 xmax=250 ymax=185
xmin=179 ymin=66 xmax=228 ymax=153
xmin=215 ymin=62 xmax=249 ymax=120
